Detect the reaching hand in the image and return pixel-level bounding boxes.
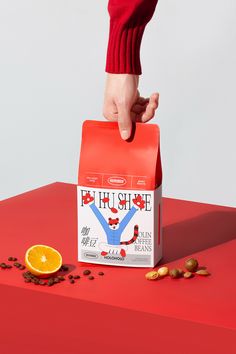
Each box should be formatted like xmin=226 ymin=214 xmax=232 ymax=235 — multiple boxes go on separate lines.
xmin=103 ymin=73 xmax=159 ymax=140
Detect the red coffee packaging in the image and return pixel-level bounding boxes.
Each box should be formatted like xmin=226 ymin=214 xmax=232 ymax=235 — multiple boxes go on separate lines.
xmin=77 ymin=120 xmax=162 ymax=267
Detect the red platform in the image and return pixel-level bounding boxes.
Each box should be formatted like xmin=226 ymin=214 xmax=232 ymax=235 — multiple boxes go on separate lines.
xmin=0 ymin=183 xmax=235 ymax=354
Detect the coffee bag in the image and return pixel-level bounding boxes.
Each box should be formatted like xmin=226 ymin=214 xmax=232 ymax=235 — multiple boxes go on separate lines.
xmin=77 ymin=120 xmax=162 ymax=267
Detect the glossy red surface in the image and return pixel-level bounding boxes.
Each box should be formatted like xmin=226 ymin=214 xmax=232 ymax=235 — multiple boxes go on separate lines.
xmin=0 ymin=182 xmax=235 ymax=353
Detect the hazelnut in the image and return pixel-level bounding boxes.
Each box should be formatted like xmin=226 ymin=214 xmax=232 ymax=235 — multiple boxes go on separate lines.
xmin=169 ymin=269 xmax=181 ymax=279
xmin=185 ymin=258 xmax=199 ymax=272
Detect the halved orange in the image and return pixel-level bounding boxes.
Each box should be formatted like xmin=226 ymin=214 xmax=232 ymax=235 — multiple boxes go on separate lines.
xmin=25 ymin=244 xmax=62 ymax=277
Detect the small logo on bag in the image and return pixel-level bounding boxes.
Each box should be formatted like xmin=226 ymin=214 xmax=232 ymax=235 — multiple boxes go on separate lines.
xmin=84 ymin=252 xmax=98 ymax=259
xmin=107 ymin=176 xmax=127 ymax=186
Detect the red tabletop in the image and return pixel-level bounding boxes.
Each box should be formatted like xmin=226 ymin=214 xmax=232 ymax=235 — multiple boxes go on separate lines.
xmin=0 ymin=182 xmax=235 ymax=354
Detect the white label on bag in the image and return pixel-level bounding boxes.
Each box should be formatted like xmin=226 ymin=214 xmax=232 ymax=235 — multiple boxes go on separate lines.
xmin=77 ymin=185 xmax=162 ymax=268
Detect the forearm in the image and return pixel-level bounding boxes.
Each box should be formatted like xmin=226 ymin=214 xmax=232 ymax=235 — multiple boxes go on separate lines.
xmin=106 ymin=0 xmax=158 ymax=75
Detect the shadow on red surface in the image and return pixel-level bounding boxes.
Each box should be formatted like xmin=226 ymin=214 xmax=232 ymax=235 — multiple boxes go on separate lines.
xmin=161 ymin=210 xmax=236 ymax=264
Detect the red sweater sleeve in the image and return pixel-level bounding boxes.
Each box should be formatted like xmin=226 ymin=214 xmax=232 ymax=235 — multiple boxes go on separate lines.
xmin=105 ymin=0 xmax=158 ymax=75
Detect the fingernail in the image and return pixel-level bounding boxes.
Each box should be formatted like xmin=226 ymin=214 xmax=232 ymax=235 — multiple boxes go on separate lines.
xmin=121 ymin=130 xmax=130 ymax=140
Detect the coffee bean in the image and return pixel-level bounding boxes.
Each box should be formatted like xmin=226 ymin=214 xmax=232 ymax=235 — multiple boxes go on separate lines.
xmin=8 ymin=257 xmax=13 ymax=261
xmin=1 ymin=264 xmax=7 ymax=269
xmin=68 ymin=275 xmax=73 ymax=279
xmin=98 ymin=272 xmax=104 ymax=276
xmin=47 ymin=279 xmax=54 ymax=286
xmin=13 ymin=262 xmax=20 ymax=268
xmin=6 ymin=265 xmax=12 ymax=269
xmin=25 ymin=279 xmax=31 ymax=283
xmin=83 ymin=270 xmax=91 ymax=276
xmin=19 ymin=265 xmax=25 ymax=270
xmin=39 ymin=280 xmax=46 ymax=285
xmin=70 ymin=279 xmax=75 ymax=284
xmin=58 ymin=276 xmax=65 ymax=281
xmin=88 ymin=276 xmax=94 ymax=280
xmin=73 ymin=275 xmax=80 ymax=279
xmin=53 ymin=277 xmax=60 ymax=283
xmin=12 ymin=257 xmax=17 ymax=261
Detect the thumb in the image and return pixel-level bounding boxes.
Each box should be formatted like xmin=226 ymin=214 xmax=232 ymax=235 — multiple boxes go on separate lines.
xmin=117 ymin=106 xmax=132 ymax=140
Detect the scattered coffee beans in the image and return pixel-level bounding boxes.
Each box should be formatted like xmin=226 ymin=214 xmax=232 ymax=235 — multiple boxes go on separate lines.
xmin=53 ymin=277 xmax=60 ymax=283
xmin=39 ymin=280 xmax=46 ymax=285
xmin=13 ymin=262 xmax=21 ymax=268
xmin=47 ymin=279 xmax=54 ymax=286
xmin=185 ymin=258 xmax=199 ymax=272
xmin=2 ymin=255 xmax=104 ymax=287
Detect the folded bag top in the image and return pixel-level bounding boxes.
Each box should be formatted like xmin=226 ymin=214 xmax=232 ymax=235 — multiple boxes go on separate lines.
xmin=78 ymin=120 xmax=162 ymax=191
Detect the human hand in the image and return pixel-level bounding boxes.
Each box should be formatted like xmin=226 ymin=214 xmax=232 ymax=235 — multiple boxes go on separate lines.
xmin=103 ymin=73 xmax=159 ymax=140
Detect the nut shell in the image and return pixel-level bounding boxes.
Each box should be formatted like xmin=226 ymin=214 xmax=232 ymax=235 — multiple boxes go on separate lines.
xmin=145 ymin=271 xmax=159 ymax=280
xmin=196 ymin=269 xmax=210 ymax=276
xmin=184 ymin=271 xmax=193 ymax=279
xmin=157 ymin=267 xmax=169 ymax=277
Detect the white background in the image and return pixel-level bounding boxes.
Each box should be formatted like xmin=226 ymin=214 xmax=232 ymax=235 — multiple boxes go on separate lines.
xmin=0 ymin=0 xmax=235 ymax=206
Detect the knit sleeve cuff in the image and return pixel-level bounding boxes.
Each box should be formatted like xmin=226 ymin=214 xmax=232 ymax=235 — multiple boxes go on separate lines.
xmin=105 ymin=22 xmax=145 ymax=75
